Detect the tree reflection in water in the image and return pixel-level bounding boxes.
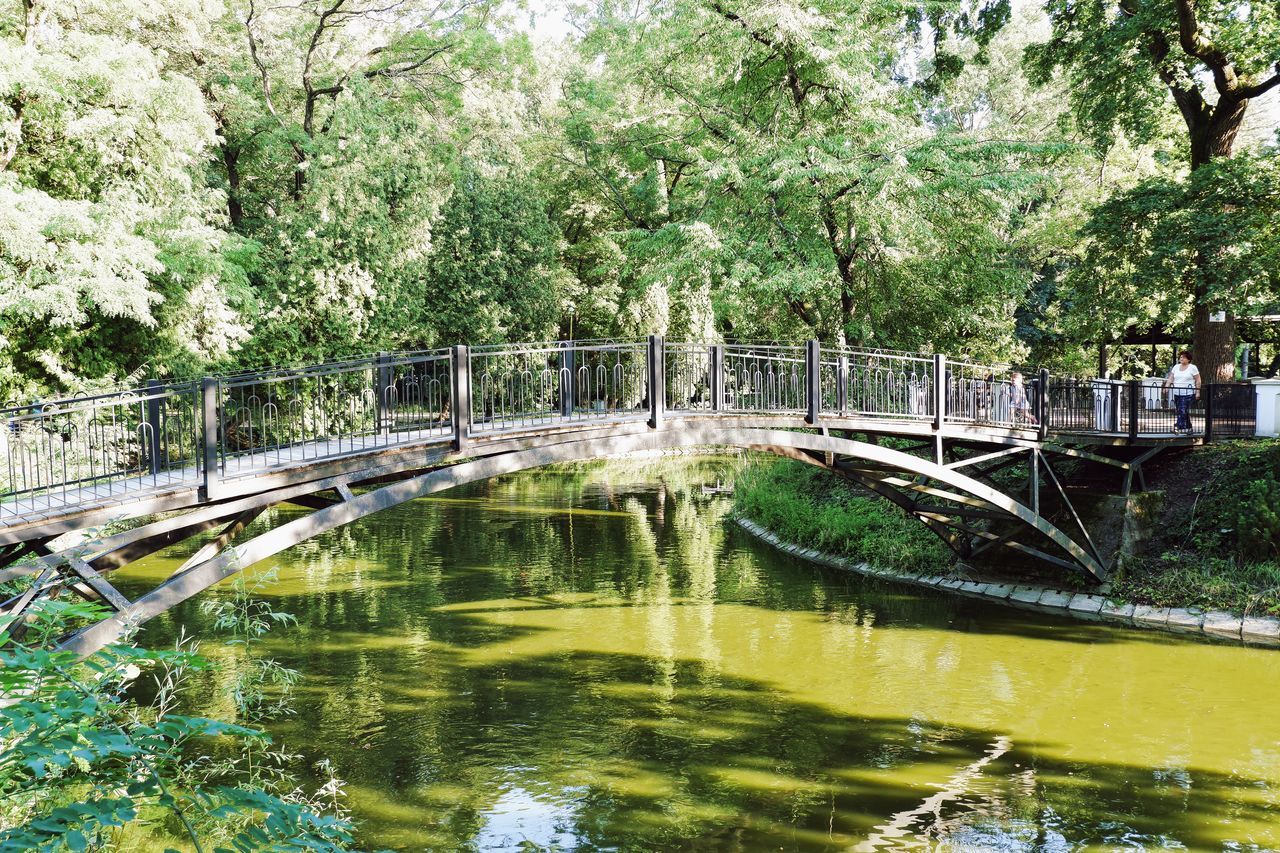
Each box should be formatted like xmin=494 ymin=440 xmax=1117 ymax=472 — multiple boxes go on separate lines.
xmin=120 ymin=456 xmax=1280 ymax=851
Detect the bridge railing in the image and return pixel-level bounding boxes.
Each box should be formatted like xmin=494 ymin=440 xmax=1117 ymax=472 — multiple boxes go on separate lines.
xmin=819 ymin=349 xmax=936 ymax=421
xmin=943 ymin=360 xmax=1042 ymax=430
xmin=1 ymin=381 xmax=203 ymax=519
xmin=1046 ymin=378 xmax=1256 ymax=438
xmin=468 ymin=342 xmax=648 ymax=434
xmin=214 ymin=351 xmax=453 ymax=482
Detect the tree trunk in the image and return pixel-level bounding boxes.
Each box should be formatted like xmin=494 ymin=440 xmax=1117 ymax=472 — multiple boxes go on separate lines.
xmin=1192 ymin=278 xmax=1236 ymax=382
xmin=221 ymin=144 xmax=244 ymax=229
xmin=1190 ymin=97 xmax=1246 ymax=170
xmin=1186 ymin=101 xmax=1247 ymax=381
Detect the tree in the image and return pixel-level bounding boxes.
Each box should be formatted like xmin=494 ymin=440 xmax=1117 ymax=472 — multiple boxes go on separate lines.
xmin=0 ymin=0 xmax=254 ymax=397
xmin=549 ymin=0 xmax=1052 ymax=356
xmin=1029 ymin=0 xmax=1280 ymax=379
xmin=1066 ymin=152 xmax=1280 ymax=374
xmin=416 ymin=167 xmax=564 ymax=344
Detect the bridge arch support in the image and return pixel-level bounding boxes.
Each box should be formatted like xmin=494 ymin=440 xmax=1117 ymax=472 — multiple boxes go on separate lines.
xmin=57 ymin=426 xmax=1104 ymax=658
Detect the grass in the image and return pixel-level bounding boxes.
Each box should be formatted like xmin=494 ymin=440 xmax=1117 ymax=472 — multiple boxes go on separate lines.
xmin=1112 ymin=439 xmax=1280 ymax=616
xmin=733 ymin=459 xmax=952 ymax=574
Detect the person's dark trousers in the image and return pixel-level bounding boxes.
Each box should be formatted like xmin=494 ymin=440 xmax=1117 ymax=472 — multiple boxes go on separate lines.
xmin=1174 ymin=393 xmax=1193 ymax=431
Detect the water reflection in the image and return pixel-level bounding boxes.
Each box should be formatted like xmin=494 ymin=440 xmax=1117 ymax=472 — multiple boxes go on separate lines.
xmin=118 ymin=456 xmax=1280 ymax=851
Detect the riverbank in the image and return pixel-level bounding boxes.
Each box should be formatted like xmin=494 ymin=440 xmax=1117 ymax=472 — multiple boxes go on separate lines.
xmin=733 ymin=517 xmax=1280 ymax=645
xmin=732 ymin=451 xmax=1280 ymax=645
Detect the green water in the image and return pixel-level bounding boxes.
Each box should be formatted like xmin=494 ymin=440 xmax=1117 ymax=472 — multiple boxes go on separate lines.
xmin=121 ymin=457 xmax=1280 ymax=851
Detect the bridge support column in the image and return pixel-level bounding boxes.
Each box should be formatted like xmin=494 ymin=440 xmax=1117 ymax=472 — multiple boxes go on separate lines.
xmin=559 ymin=343 xmax=575 ymax=418
xmin=1038 ymin=368 xmax=1049 ymax=440
xmin=710 ymin=345 xmax=725 ymax=412
xmin=933 ymin=353 xmax=947 ymax=464
xmin=648 ymin=335 xmax=665 ymax=429
xmin=145 ymin=379 xmax=162 ymax=476
xmin=837 ymin=356 xmax=848 ymax=415
xmin=451 ymin=345 xmax=472 ymax=451
xmin=375 ymin=352 xmax=392 ymax=437
xmin=805 ymin=340 xmax=821 ymax=425
xmin=200 ymin=378 xmax=221 ymax=501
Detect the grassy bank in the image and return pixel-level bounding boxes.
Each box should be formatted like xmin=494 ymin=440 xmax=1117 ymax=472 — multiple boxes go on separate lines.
xmin=733 ymin=460 xmax=951 ymax=573
xmin=1112 ymin=439 xmax=1280 ymax=617
xmin=734 ymin=441 xmax=1280 ymax=618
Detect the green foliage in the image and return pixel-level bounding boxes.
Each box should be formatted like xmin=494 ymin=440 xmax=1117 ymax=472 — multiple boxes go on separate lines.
xmin=0 ymin=599 xmax=357 ymax=851
xmin=733 ymin=459 xmax=951 ymax=573
xmin=1061 ymin=153 xmax=1280 ymax=349
xmin=1112 ymin=553 xmax=1280 ymax=617
xmin=415 ymin=167 xmax=563 ymax=345
xmin=1113 ymin=441 xmax=1280 ymax=615
xmin=1237 ymin=473 xmax=1280 ymax=562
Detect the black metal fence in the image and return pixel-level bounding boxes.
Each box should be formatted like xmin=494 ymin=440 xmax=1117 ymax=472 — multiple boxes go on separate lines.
xmin=1045 ymin=379 xmax=1256 ymax=438
xmin=2 ymin=339 xmax=1267 ymax=522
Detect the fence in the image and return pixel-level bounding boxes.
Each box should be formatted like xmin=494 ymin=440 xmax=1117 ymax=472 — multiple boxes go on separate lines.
xmin=3 ymin=339 xmax=1266 ymax=522
xmin=214 ymin=351 xmax=454 ymax=481
xmin=1 ymin=382 xmax=203 ymax=519
xmin=469 ymin=342 xmax=648 ymax=433
xmin=1045 ymin=379 xmax=1256 ymax=438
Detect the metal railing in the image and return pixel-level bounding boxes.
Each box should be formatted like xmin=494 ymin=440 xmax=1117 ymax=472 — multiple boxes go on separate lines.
xmin=2 ymin=382 xmax=203 ymax=519
xmin=2 ymin=338 xmax=1266 ymax=524
xmin=469 ymin=341 xmax=648 ymax=434
xmin=1046 ymin=379 xmax=1257 ymax=438
xmin=821 ymin=349 xmax=936 ymax=421
xmin=214 ymin=351 xmax=453 ymax=481
xmin=944 ymin=360 xmax=1043 ymax=430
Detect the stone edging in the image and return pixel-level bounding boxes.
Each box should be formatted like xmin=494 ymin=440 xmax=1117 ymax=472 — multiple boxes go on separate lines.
xmin=734 ymin=517 xmax=1280 ymax=647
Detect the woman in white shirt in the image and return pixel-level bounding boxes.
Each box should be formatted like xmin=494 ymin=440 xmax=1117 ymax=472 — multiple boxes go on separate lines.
xmin=1163 ymin=351 xmax=1200 ymax=433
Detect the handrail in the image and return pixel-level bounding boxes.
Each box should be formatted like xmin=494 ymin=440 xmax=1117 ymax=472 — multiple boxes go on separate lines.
xmin=3 ymin=336 xmax=1260 ymax=525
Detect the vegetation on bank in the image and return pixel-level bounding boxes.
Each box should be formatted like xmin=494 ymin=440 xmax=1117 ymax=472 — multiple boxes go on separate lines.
xmin=1111 ymin=440 xmax=1280 ymax=617
xmin=733 ymin=460 xmax=951 ymax=574
xmin=735 ymin=444 xmax=1280 ymax=618
xmin=0 ymin=581 xmax=356 ymax=850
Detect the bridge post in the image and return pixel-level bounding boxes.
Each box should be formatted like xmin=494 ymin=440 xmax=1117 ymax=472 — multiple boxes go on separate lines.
xmin=145 ymin=379 xmax=162 ymax=476
xmin=805 ymin=340 xmax=821 ymax=425
xmin=451 ymin=345 xmax=471 ymax=451
xmin=837 ymin=356 xmax=848 ymax=415
xmin=200 ymin=378 xmax=221 ymax=501
xmin=375 ymin=352 xmax=392 ymax=437
xmin=932 ymin=354 xmax=947 ymax=430
xmin=1204 ymin=383 xmax=1214 ymax=442
xmin=709 ymin=344 xmax=725 ymax=412
xmin=647 ymin=335 xmax=665 ymax=429
xmin=559 ymin=342 xmax=575 ymax=418
xmin=1038 ymin=368 xmax=1049 ymax=441
xmin=1127 ymin=379 xmax=1139 ymax=439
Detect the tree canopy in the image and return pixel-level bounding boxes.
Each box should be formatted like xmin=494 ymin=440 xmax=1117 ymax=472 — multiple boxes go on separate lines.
xmin=0 ymin=0 xmax=1277 ymax=399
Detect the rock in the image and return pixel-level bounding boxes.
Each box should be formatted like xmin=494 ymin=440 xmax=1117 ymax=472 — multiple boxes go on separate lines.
xmin=1066 ymin=594 xmax=1106 ymax=617
xmin=1099 ymin=601 xmax=1136 ymax=622
xmin=1036 ymin=589 xmax=1075 ymax=609
xmin=1131 ymin=605 xmax=1170 ymax=626
xmin=1241 ymin=616 xmax=1280 ymax=644
xmin=1200 ymin=612 xmax=1242 ymax=640
xmin=1008 ymin=585 xmax=1044 ymax=605
xmin=1165 ymin=608 xmax=1204 ymax=633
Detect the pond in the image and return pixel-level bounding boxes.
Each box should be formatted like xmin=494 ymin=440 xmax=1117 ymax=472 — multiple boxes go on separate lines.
xmin=120 ymin=456 xmax=1280 ymax=850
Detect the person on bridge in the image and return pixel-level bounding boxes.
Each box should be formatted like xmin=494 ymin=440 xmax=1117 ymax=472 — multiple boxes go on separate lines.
xmin=1164 ymin=351 xmax=1201 ymax=433
xmin=1010 ymin=372 xmax=1037 ymax=425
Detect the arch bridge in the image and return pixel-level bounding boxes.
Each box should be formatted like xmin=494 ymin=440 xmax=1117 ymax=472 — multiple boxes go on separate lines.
xmin=1 ymin=337 xmax=1245 ymax=656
